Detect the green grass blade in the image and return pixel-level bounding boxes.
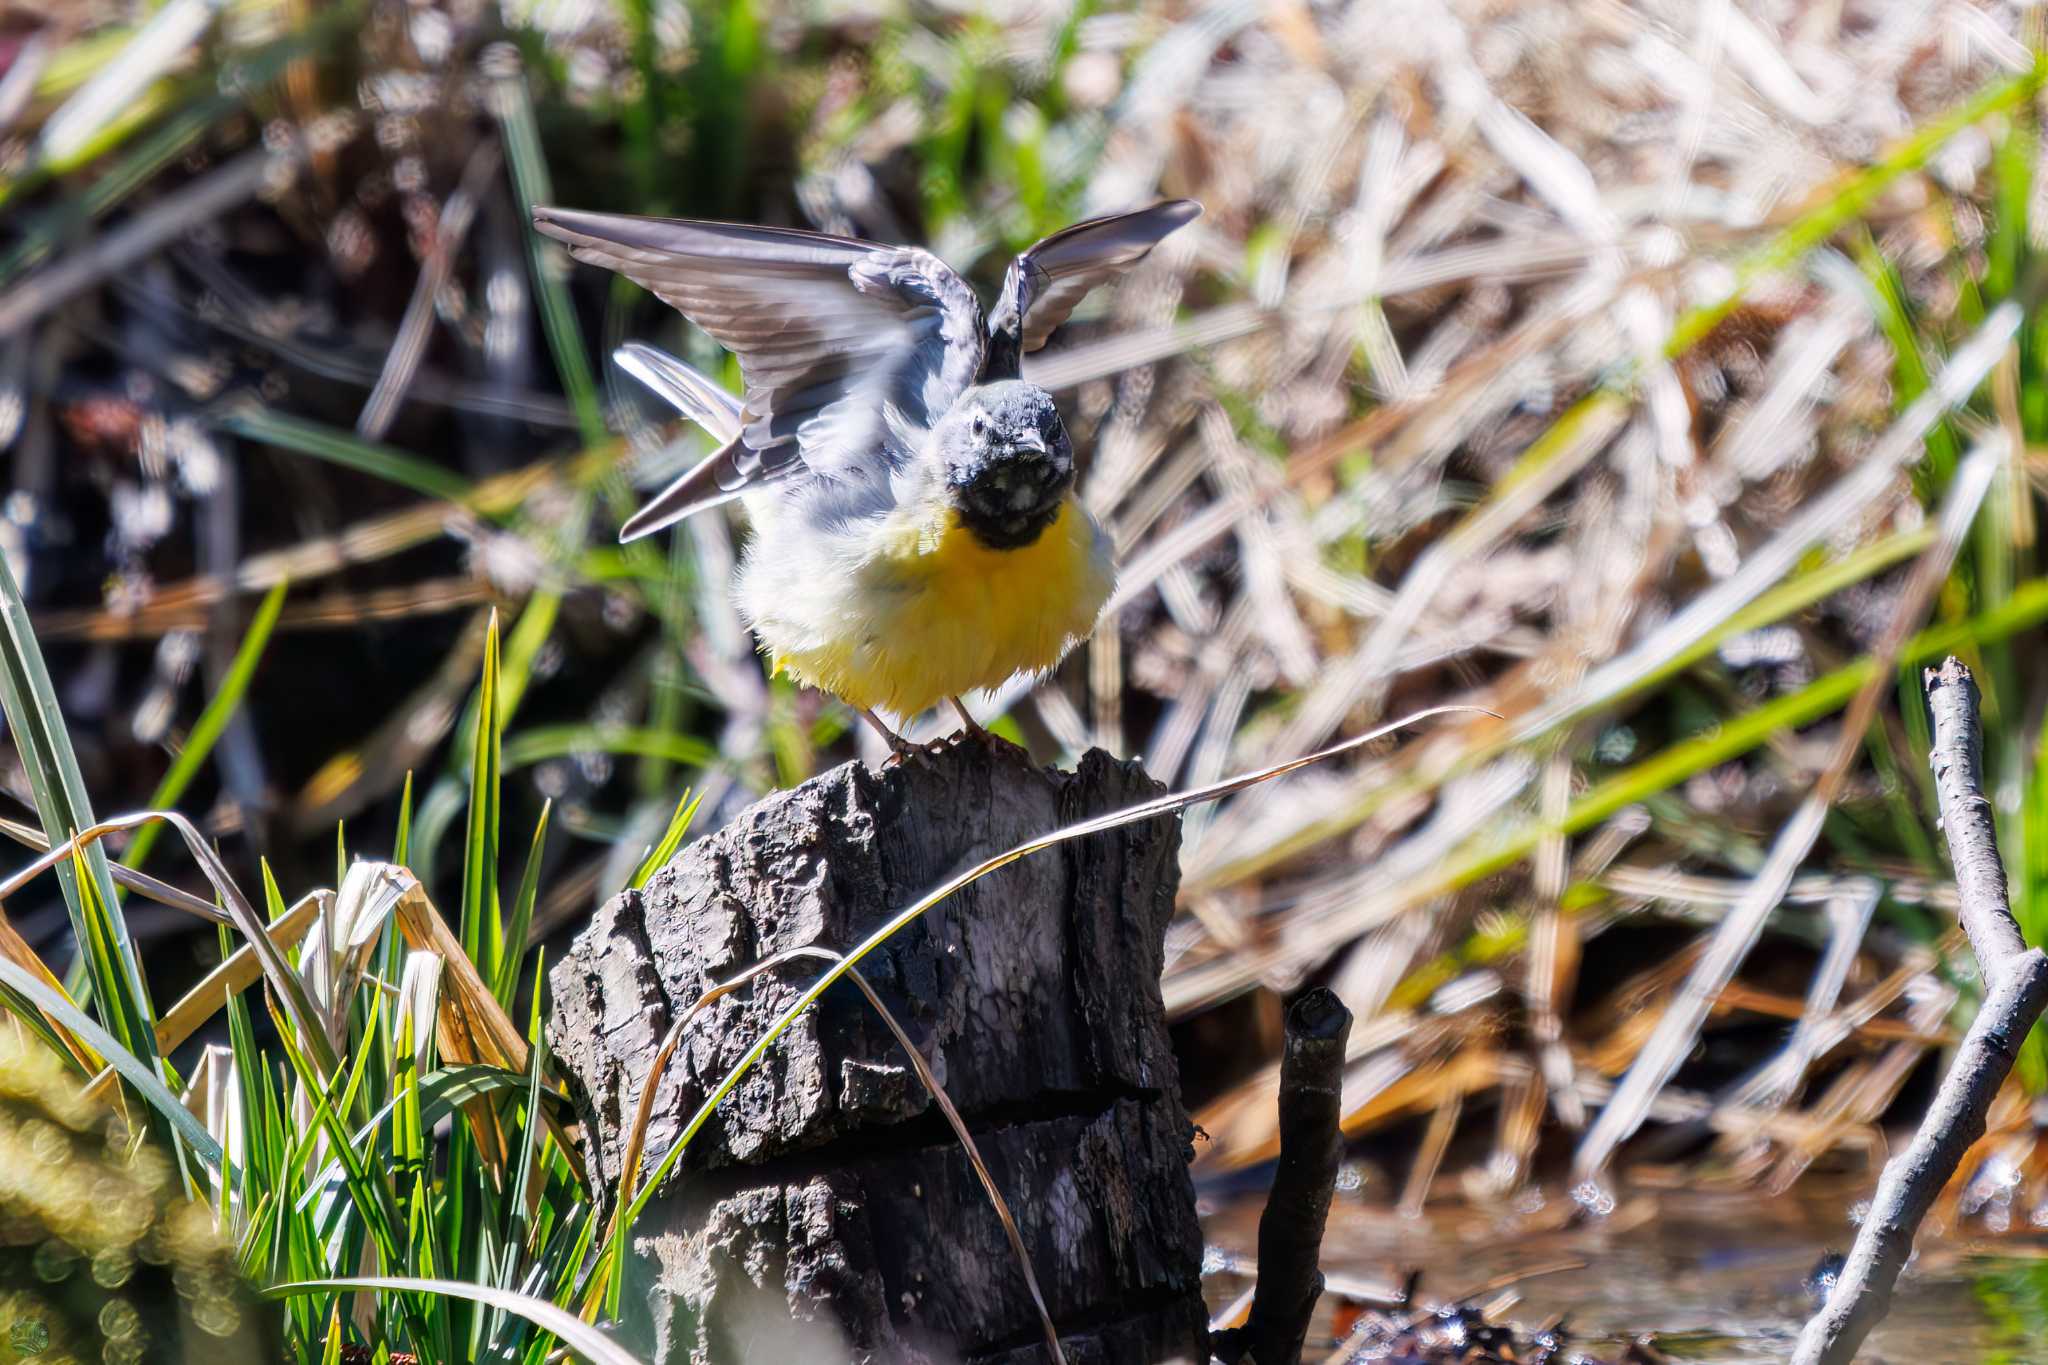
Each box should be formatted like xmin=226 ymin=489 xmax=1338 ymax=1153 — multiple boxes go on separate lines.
xmin=213 ymin=407 xmax=476 ymax=502
xmin=0 ymin=547 xmax=160 ymax=1071
xmin=502 ymin=726 xmax=718 ymax=774
xmin=295 ymin=1064 xmax=556 ymax=1209
xmin=395 ymin=771 xmax=415 ymax=867
xmin=1990 ymin=108 xmax=2035 ymax=304
xmin=0 ymin=12 xmax=353 ymax=275
xmin=409 ymin=778 xmax=466 ymax=892
xmin=1405 ymin=580 xmax=2048 ymax=913
xmin=222 ymin=920 xmax=270 ymax=1182
xmin=1665 ymin=64 xmax=2042 ymax=357
xmin=489 ymin=50 xmax=606 ymax=446
xmin=273 ymin=1015 xmax=432 ymax=1348
xmin=1854 ymin=233 xmax=1962 ymax=490
xmin=268 ymin=1277 xmax=645 ymax=1365
xmin=629 ymin=789 xmax=703 ymax=891
xmin=496 ymin=588 xmax=561 ymax=729
xmin=462 ymin=614 xmax=505 ymax=991
xmin=0 ymin=980 xmax=90 ymax=1074
xmin=496 ymin=803 xmax=550 ymax=1006
xmin=505 ymin=1029 xmax=549 ymax=1294
xmin=1189 ymin=526 xmax=1939 ymax=893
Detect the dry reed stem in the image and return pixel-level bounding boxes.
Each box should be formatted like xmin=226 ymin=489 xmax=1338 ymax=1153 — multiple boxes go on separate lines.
xmin=1575 ymin=436 xmax=2004 ymax=1182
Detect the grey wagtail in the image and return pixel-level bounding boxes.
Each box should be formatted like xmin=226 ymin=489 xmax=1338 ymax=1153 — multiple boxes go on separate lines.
xmin=531 ymin=201 xmax=1200 ymax=753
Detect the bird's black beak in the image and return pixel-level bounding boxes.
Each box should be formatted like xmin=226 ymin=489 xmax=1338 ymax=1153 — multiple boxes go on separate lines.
xmin=955 ymin=434 xmax=1067 ymax=550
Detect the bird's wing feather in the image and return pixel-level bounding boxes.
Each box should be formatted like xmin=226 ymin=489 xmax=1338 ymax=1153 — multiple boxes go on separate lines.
xmin=994 ymin=200 xmax=1201 ymax=356
xmin=532 ymin=208 xmax=984 ymax=495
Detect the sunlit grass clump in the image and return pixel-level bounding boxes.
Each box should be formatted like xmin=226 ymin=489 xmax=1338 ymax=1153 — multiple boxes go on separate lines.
xmin=0 ymin=568 xmax=654 ymax=1361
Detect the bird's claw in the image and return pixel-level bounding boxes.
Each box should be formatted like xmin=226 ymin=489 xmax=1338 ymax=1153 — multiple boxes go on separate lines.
xmin=865 ymin=702 xmax=1025 ymax=766
xmin=946 ymin=697 xmax=1029 ymax=758
xmin=947 ymin=697 xmax=995 ymax=746
xmin=861 ymin=707 xmax=919 ymax=767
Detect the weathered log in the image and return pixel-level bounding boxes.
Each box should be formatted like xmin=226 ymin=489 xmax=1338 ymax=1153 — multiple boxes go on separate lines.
xmin=548 ymin=737 xmax=1209 ymax=1364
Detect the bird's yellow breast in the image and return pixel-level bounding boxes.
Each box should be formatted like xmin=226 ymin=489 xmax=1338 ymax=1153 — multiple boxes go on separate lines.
xmin=757 ymin=495 xmax=1113 ymax=718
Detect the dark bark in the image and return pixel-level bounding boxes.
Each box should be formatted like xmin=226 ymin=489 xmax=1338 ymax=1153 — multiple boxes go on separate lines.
xmin=1210 ymin=988 xmax=1351 ymax=1365
xmin=548 ymin=738 xmax=1208 ymax=1364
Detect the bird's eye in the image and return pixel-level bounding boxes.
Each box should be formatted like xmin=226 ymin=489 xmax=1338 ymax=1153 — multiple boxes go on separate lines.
xmin=971 ymin=414 xmax=986 ymax=437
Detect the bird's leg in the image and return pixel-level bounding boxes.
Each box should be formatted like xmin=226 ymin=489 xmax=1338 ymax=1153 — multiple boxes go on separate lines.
xmin=859 ymin=707 xmax=915 ymax=763
xmin=949 ymin=696 xmax=994 ymax=745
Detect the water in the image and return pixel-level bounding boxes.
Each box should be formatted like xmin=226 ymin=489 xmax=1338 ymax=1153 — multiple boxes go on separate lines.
xmin=1203 ymin=1184 xmax=2047 ymax=1360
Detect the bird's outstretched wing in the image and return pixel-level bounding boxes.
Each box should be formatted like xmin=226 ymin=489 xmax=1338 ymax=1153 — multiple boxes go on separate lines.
xmin=532 ymin=208 xmax=985 ymax=528
xmin=984 ymin=200 xmax=1201 ymax=376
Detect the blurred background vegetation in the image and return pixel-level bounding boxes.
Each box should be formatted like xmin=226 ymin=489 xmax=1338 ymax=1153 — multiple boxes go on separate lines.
xmin=10 ymin=0 xmax=2048 ymax=1358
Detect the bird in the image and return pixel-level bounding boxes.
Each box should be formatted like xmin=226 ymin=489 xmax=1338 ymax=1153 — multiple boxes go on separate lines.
xmin=531 ymin=199 xmax=1201 ymax=755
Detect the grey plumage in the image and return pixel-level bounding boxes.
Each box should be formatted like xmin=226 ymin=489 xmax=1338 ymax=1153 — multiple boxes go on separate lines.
xmin=532 ymin=201 xmax=1201 ymax=541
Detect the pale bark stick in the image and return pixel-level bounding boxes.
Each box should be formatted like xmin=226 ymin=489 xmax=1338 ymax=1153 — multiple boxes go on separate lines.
xmin=1794 ymin=658 xmax=2048 ymax=1365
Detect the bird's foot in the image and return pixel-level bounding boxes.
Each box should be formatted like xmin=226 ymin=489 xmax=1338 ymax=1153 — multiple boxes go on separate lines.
xmin=948 ymin=697 xmax=995 ymax=746
xmin=860 ymin=708 xmax=918 ymax=767
xmin=947 ymin=697 xmax=1029 ymax=758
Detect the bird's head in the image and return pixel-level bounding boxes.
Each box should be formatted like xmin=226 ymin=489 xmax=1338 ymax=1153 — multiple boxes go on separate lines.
xmin=931 ymin=381 xmax=1074 ymax=549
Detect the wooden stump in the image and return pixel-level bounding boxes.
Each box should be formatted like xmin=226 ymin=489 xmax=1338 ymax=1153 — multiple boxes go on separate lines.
xmin=547 ymin=739 xmax=1208 ymax=1364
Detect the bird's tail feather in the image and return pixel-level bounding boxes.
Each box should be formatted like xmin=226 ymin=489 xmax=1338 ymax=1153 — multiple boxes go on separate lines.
xmin=614 ymin=342 xmax=753 ymax=541
xmin=615 ymin=341 xmax=743 ymax=443
xmin=618 ymin=443 xmax=751 ymax=541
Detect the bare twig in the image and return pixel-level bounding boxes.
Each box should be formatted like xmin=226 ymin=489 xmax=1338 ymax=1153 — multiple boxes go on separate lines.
xmin=1926 ymin=662 xmax=2034 ymax=969
xmin=1793 ymin=659 xmax=2048 ymax=1365
xmin=1211 ymin=987 xmax=1352 ymax=1365
xmin=357 ymin=138 xmax=504 ymax=439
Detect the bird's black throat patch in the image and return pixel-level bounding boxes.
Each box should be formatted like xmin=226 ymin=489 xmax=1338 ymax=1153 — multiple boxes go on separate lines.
xmin=949 ymin=451 xmax=1068 ymax=550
